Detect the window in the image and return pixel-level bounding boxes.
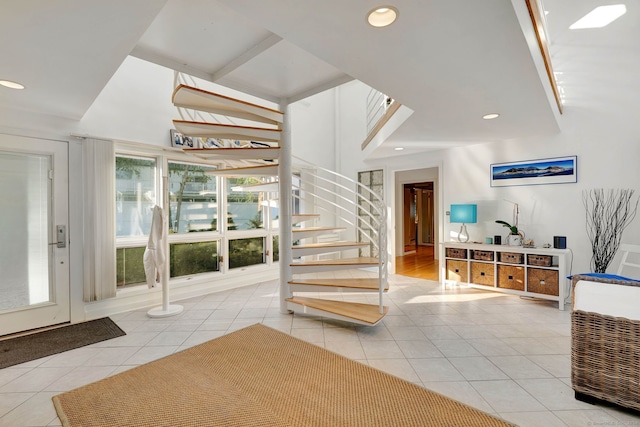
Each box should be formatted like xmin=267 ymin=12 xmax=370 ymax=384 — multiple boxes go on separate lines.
xmin=115 ymin=156 xmax=156 ymax=237
xmin=114 ymin=149 xmax=279 ymax=290
xmin=170 ymin=241 xmax=219 ymax=277
xmin=116 ymin=246 xmax=146 ymax=287
xmin=226 ymin=177 xmax=265 ymax=230
xmin=168 ymin=161 xmax=217 ymax=233
xmin=229 ymin=237 xmax=265 ymax=269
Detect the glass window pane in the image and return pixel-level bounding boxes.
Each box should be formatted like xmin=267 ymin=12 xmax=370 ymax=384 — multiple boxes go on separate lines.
xmin=0 ymin=151 xmax=51 ymax=310
xmin=168 ymin=162 xmax=217 ymax=234
xmin=116 ymin=157 xmax=156 ymax=237
xmin=116 ymin=247 xmax=147 ymax=287
xmin=170 ymin=241 xmax=219 ymax=277
xmin=229 ymin=238 xmax=265 ymax=269
xmin=272 ymin=236 xmax=279 ymax=262
xmin=226 ymin=177 xmax=265 ymax=230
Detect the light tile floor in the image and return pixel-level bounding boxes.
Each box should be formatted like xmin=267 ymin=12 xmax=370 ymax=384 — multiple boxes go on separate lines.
xmin=2 ymin=274 xmax=640 ymax=427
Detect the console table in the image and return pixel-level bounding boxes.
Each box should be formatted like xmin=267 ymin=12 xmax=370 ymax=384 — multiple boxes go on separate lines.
xmin=442 ymin=242 xmax=570 ymax=310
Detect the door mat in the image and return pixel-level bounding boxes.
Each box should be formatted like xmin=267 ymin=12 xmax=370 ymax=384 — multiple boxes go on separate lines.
xmin=0 ymin=317 xmax=125 ymax=369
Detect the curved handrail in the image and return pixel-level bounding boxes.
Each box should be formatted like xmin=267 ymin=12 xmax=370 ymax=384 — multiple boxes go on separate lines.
xmin=291 ymin=156 xmax=388 ymax=314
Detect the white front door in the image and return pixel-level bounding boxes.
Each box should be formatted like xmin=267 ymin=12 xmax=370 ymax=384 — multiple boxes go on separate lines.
xmin=0 ymin=134 xmax=70 ymax=336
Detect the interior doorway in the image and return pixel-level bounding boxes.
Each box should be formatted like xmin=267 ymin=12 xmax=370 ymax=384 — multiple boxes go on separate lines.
xmin=394 ymin=167 xmax=439 ymax=281
xmin=402 ymin=182 xmax=434 ymax=253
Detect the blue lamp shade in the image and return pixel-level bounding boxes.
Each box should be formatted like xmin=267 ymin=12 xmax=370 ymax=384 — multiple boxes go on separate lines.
xmin=450 ymin=204 xmax=477 ymax=224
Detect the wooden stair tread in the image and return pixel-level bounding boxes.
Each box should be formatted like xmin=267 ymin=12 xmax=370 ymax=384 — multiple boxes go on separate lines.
xmin=182 ymin=147 xmax=280 ymax=160
xmin=286 ymin=296 xmax=388 ymax=325
xmin=205 ymin=164 xmax=278 ymax=176
xmin=288 ymin=278 xmax=388 ymax=291
xmin=291 ymin=257 xmax=380 ymax=267
xmin=172 ymin=84 xmax=284 ymax=125
xmin=293 ymin=241 xmax=368 ymax=249
xmin=292 ymin=226 xmax=345 ymax=233
xmin=230 ymin=181 xmax=278 ymax=192
xmin=173 ymin=120 xmax=282 ymax=142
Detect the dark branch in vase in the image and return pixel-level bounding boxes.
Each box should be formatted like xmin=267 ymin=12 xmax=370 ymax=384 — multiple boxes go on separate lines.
xmin=583 ymin=188 xmax=639 ymax=273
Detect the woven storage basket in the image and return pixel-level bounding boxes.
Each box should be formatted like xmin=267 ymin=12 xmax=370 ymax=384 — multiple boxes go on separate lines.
xmin=472 ymin=250 xmax=494 ymax=261
xmin=446 ymin=259 xmax=468 ymax=282
xmin=497 ymin=265 xmax=524 ymax=291
xmin=570 ymin=274 xmax=640 ymax=411
xmin=446 ymin=248 xmax=467 ymax=259
xmin=572 ymin=310 xmax=640 ymax=411
xmin=527 ymin=254 xmax=552 ymax=267
xmin=471 ymin=262 xmax=494 ymax=286
xmin=499 ymin=252 xmax=524 ymax=264
xmin=527 ymin=268 xmax=559 ymax=296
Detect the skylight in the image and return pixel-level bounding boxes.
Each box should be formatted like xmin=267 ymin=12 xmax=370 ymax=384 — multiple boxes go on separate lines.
xmin=569 ymin=4 xmax=627 ymax=29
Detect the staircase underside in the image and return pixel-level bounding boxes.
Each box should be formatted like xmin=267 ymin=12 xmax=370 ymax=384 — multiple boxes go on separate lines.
xmin=206 ymin=164 xmax=279 ymax=176
xmin=286 ymin=296 xmax=388 ymax=326
xmin=292 ymin=241 xmax=369 ymax=256
xmin=289 ymin=278 xmax=388 ymax=292
xmin=173 ymin=120 xmax=282 ymax=142
xmin=182 ymin=147 xmax=280 ymax=160
xmin=172 ymin=84 xmax=284 ymax=126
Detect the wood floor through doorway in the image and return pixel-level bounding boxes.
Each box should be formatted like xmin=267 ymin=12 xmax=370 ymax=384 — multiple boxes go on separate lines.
xmin=395 ymin=245 xmax=438 ymax=281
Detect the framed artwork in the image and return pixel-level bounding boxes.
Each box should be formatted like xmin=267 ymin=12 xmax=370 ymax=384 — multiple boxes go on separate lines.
xmin=199 ymin=137 xmax=224 ymax=148
xmin=170 ymin=129 xmax=194 ymax=148
xmin=490 ymin=155 xmax=577 ymax=187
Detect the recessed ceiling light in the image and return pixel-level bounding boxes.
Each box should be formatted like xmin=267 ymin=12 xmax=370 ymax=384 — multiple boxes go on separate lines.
xmin=0 ymin=80 xmax=25 ymax=90
xmin=570 ymin=4 xmax=626 ymax=29
xmin=394 ymin=147 xmax=404 ymax=151
xmin=482 ymin=113 xmax=500 ymax=120
xmin=367 ymin=6 xmax=398 ymax=28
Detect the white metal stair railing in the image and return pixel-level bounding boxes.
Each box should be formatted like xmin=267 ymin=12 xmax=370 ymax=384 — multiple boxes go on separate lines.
xmin=366 ymin=87 xmax=394 ymax=135
xmin=290 ymin=156 xmax=388 ymax=315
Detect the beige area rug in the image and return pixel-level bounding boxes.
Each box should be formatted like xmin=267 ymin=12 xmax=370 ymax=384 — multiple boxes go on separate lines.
xmin=53 ymin=324 xmax=515 ymax=427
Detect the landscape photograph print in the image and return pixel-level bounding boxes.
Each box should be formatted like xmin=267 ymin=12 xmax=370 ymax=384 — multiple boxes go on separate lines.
xmin=490 ymin=155 xmax=577 ymax=187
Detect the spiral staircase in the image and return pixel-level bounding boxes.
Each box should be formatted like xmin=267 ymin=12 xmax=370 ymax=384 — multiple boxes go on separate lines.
xmin=172 ymin=78 xmax=388 ymax=326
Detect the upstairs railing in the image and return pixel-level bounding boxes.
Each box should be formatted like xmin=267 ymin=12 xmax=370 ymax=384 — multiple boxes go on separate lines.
xmin=366 ymin=87 xmax=394 ymax=135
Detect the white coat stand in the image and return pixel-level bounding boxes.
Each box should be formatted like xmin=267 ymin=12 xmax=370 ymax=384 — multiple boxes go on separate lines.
xmin=148 ymin=175 xmax=183 ymax=318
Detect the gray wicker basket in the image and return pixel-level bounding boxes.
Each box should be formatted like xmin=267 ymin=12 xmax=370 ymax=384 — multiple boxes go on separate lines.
xmin=571 ymin=274 xmax=640 ymax=411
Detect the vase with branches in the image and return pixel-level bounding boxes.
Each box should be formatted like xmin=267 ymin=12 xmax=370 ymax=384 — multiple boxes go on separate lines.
xmin=583 ymin=188 xmax=639 ymax=273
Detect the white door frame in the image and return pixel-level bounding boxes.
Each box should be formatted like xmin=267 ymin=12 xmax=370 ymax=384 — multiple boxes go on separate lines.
xmin=0 ymin=134 xmax=70 ymax=335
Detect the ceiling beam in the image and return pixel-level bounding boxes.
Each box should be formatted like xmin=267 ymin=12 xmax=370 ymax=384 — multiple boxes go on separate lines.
xmin=285 ymin=74 xmax=355 ymax=104
xmin=130 ymin=46 xmax=214 ymax=82
xmin=211 ymin=33 xmax=283 ymax=81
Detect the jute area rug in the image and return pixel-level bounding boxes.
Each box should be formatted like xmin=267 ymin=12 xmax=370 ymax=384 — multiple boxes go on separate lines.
xmin=53 ymin=323 xmax=515 ymax=427
xmin=0 ymin=318 xmax=125 ymax=369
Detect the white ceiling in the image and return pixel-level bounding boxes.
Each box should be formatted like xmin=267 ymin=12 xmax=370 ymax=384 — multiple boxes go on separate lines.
xmin=0 ymin=0 xmax=637 ymax=158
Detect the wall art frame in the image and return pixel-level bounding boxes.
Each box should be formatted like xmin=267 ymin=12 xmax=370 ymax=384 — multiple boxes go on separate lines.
xmin=170 ymin=129 xmax=194 ymax=148
xmin=490 ymin=155 xmax=577 ymax=187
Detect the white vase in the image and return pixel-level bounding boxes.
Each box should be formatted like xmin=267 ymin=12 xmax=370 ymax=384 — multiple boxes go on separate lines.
xmin=507 ymin=234 xmax=523 ymax=246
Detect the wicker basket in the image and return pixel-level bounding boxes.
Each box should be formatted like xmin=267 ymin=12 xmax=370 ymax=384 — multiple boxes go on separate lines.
xmin=499 ymin=252 xmax=524 ymax=264
xmin=572 ymin=310 xmax=640 ymax=411
xmin=446 ymin=248 xmax=467 ymax=259
xmin=571 ymin=274 xmax=640 ymax=411
xmin=472 ymin=250 xmax=494 ymax=261
xmin=527 ymin=268 xmax=558 ymax=296
xmin=527 ymin=254 xmax=552 ymax=267
xmin=446 ymin=259 xmax=468 ymax=282
xmin=497 ymin=265 xmax=524 ymax=290
xmin=471 ymin=262 xmax=494 ymax=286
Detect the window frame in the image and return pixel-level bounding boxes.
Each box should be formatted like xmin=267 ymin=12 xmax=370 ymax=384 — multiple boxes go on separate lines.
xmin=114 ymin=143 xmax=279 ymax=291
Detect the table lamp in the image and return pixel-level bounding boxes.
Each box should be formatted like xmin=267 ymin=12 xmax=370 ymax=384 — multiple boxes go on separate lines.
xmin=450 ymin=204 xmax=477 ymax=242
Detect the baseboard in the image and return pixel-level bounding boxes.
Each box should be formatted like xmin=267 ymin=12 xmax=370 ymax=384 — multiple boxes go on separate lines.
xmin=83 ymin=267 xmax=279 ymax=320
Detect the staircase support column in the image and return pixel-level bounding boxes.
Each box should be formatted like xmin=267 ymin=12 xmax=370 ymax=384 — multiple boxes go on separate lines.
xmin=279 ymin=101 xmax=293 ymax=313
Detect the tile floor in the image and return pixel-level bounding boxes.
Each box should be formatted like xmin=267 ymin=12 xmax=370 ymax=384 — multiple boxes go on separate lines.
xmin=2 ymin=274 xmax=640 ymax=427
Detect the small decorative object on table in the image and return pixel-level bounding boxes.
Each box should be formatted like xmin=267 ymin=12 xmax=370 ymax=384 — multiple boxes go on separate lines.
xmin=523 ymin=239 xmax=535 ymax=248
